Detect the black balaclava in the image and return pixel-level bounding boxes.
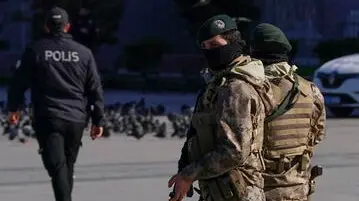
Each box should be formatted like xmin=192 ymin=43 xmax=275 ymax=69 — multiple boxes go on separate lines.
xmin=202 ymin=41 xmax=244 ymax=71
xmin=251 ymin=49 xmax=289 ymax=66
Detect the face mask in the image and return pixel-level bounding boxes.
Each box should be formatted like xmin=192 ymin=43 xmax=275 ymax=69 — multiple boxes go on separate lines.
xmin=202 ymin=42 xmax=243 ymax=71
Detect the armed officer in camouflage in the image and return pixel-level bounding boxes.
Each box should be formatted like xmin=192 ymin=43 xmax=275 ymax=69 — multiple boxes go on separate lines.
xmin=168 ymin=15 xmax=275 ymax=201
xmin=250 ymin=23 xmax=326 ymax=201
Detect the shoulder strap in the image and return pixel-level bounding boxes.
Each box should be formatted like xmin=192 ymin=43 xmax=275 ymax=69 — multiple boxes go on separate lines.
xmin=265 ymin=74 xmax=300 ymax=123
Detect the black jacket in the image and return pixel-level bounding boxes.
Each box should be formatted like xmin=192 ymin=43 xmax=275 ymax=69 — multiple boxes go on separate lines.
xmin=7 ymin=32 xmax=104 ymax=126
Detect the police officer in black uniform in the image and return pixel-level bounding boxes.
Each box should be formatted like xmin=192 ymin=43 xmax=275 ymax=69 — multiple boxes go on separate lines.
xmin=7 ymin=7 xmax=104 ymax=201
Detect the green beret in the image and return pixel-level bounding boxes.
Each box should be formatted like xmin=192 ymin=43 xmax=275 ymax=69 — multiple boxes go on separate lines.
xmin=251 ymin=23 xmax=292 ymax=53
xmin=197 ymin=14 xmax=238 ymax=44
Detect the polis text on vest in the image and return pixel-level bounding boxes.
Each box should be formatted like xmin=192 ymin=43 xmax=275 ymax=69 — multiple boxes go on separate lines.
xmin=45 ymin=50 xmax=80 ymax=62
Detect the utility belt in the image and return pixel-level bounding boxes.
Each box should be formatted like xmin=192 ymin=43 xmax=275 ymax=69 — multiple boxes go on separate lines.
xmin=265 ymin=151 xmax=312 ymax=174
xmin=265 ymin=154 xmax=323 ymax=197
xmin=265 ymin=155 xmax=303 ymax=174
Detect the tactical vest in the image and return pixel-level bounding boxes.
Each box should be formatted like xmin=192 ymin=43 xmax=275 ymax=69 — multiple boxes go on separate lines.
xmin=188 ymin=64 xmax=264 ymax=201
xmin=264 ymin=75 xmax=314 ymax=173
xmin=189 ymin=77 xmax=223 ymax=162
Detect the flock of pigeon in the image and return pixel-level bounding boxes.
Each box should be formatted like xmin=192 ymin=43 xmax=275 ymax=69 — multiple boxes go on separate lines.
xmin=0 ymin=99 xmax=193 ymax=143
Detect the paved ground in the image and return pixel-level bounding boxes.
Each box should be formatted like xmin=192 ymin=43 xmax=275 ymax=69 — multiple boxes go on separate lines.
xmin=0 ymin=119 xmax=358 ymax=201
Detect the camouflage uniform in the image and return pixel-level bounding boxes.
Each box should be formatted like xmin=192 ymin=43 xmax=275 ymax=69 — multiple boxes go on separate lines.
xmin=263 ymin=62 xmax=326 ymax=201
xmin=249 ymin=22 xmax=326 ymax=201
xmin=179 ymin=56 xmax=275 ymax=201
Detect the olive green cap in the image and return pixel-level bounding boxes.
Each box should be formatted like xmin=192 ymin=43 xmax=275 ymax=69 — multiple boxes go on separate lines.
xmin=251 ymin=23 xmax=292 ymax=53
xmin=197 ymin=14 xmax=238 ymax=44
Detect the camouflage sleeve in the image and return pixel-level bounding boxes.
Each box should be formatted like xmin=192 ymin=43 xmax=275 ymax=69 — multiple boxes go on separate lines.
xmin=179 ymin=82 xmax=257 ymax=181
xmin=177 ymin=89 xmax=205 ymax=172
xmin=311 ymin=84 xmax=326 ymax=144
xmin=177 ymin=125 xmax=196 ymax=172
xmin=178 ymin=140 xmax=189 ymax=172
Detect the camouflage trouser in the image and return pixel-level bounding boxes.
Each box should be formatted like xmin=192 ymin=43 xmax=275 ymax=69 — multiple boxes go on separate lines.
xmin=265 ymin=183 xmax=310 ymax=201
xmin=200 ymin=186 xmax=265 ymax=201
xmin=244 ymin=186 xmax=266 ymax=201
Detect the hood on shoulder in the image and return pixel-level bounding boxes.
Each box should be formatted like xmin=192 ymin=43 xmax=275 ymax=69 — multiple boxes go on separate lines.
xmin=209 ymin=56 xmax=276 ymax=116
xmin=226 ymin=56 xmax=266 ymax=84
xmin=265 ymin=61 xmax=298 ymax=81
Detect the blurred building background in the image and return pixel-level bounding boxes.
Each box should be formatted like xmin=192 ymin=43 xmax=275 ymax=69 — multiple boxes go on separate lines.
xmin=253 ymin=0 xmax=359 ymax=66
xmin=0 ymin=0 xmax=358 ymax=77
xmin=0 ymin=0 xmax=31 ymax=73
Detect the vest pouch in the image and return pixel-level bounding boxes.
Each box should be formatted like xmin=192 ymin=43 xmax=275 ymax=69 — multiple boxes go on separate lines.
xmin=200 ymin=179 xmax=233 ymax=201
xmin=227 ymin=168 xmax=248 ymax=199
xmin=200 ymin=170 xmax=249 ymax=201
xmin=208 ymin=178 xmax=233 ymax=201
xmin=191 ymin=112 xmax=216 ymax=158
xmin=263 ymin=162 xmax=308 ymax=188
xmin=199 ymin=179 xmax=233 ymax=201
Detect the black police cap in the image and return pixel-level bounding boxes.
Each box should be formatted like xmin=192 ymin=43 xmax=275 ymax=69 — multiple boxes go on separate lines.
xmin=45 ymin=6 xmax=69 ymax=30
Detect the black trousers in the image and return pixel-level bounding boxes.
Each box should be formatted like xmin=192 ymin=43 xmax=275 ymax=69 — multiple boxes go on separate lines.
xmin=35 ymin=118 xmax=85 ymax=201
